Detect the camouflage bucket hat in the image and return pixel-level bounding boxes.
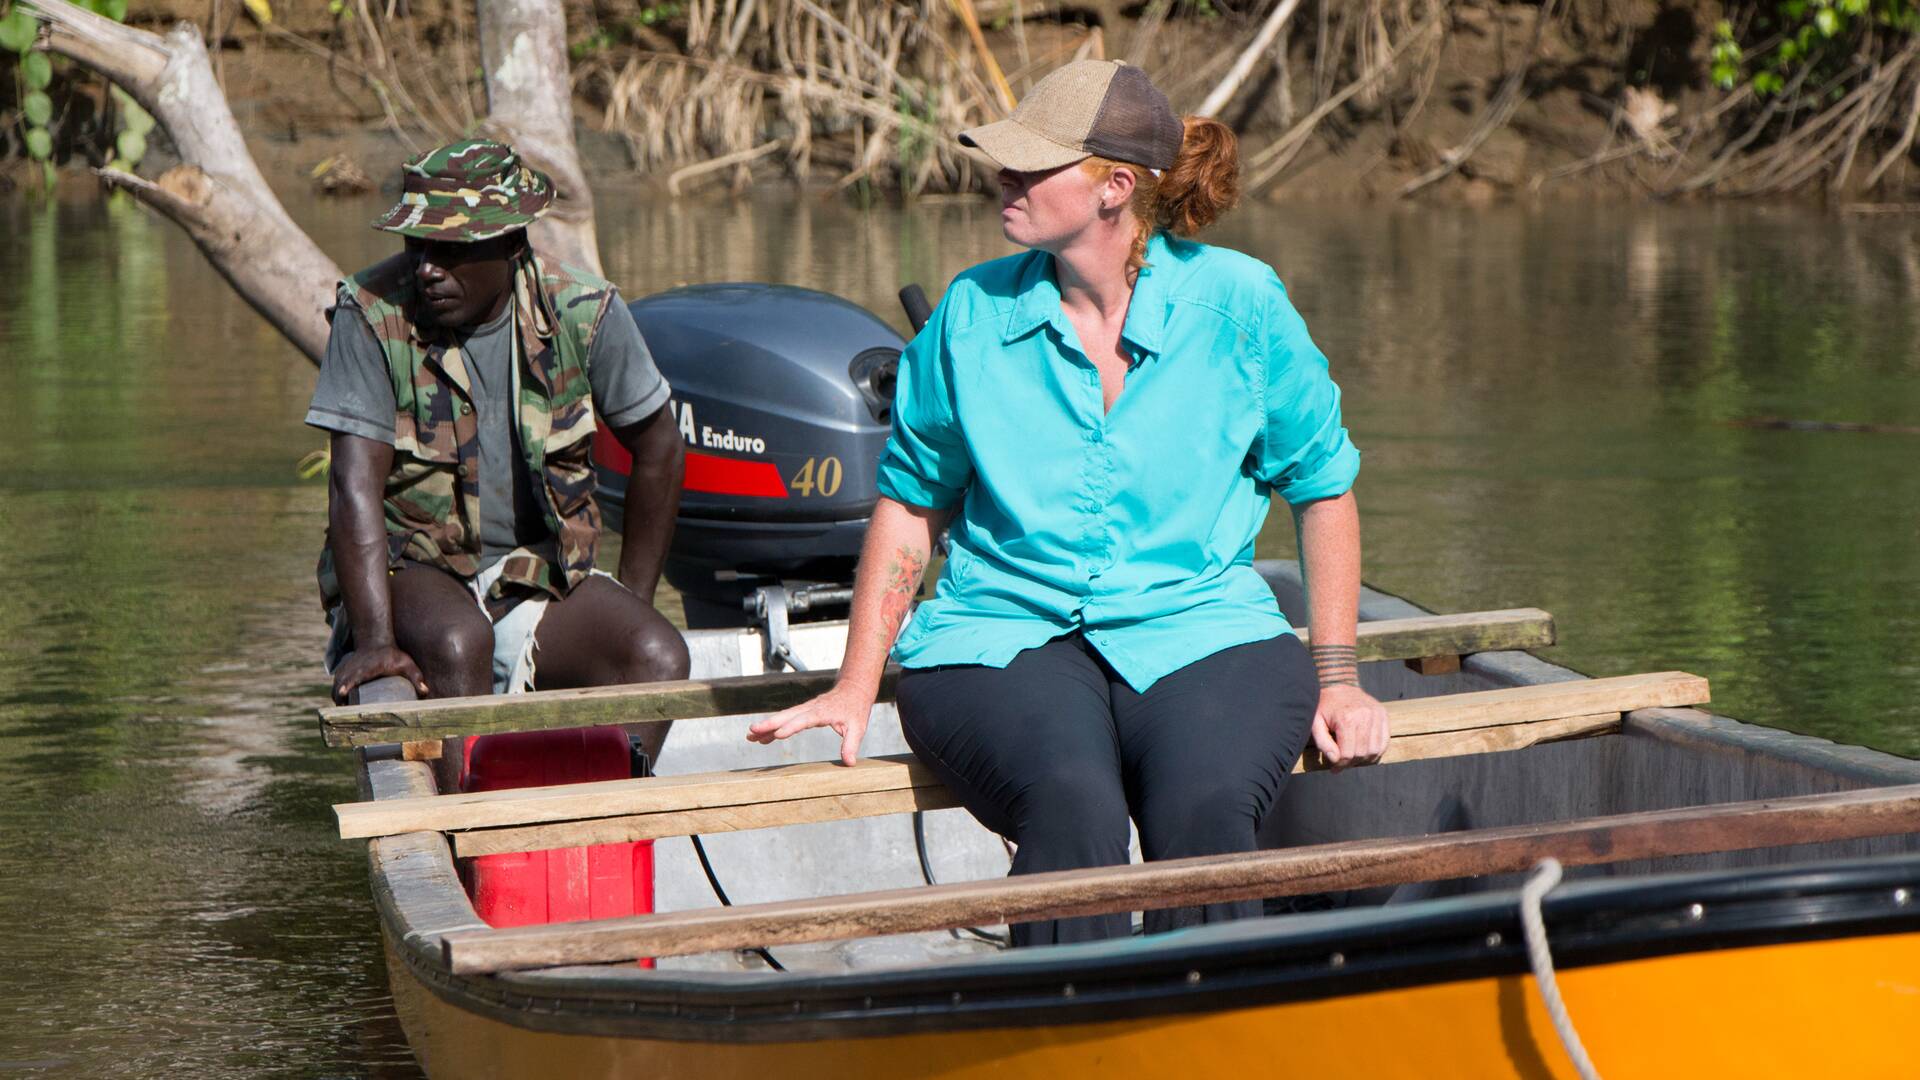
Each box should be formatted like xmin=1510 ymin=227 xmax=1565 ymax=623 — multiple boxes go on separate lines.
xmin=371 ymin=139 xmax=554 ymax=242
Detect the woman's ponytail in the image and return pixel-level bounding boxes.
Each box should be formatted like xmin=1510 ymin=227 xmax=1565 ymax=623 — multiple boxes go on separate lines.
xmin=1083 ymin=115 xmax=1242 ymax=272
xmin=1154 ymin=116 xmax=1240 ymax=237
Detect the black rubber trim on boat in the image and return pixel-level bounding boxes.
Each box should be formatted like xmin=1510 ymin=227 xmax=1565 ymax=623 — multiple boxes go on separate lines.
xmin=401 ymin=852 xmax=1920 ymax=1043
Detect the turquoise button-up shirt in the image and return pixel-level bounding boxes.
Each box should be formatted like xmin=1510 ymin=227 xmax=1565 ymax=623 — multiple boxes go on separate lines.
xmin=877 ymin=232 xmax=1360 ymax=692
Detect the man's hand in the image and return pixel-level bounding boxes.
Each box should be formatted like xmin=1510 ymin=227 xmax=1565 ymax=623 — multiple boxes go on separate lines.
xmin=746 ymin=685 xmax=873 ymax=767
xmin=332 ymin=644 xmax=430 ymax=704
xmin=1310 ymin=683 xmax=1390 ymax=771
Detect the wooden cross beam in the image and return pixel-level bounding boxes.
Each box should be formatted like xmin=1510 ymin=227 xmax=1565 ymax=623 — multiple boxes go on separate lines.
xmin=445 ymin=712 xmax=1623 ymax=858
xmin=334 ymin=672 xmax=1708 ymax=847
xmin=436 ymin=781 xmax=1920 ymax=974
xmin=318 ymin=608 xmax=1556 ymax=747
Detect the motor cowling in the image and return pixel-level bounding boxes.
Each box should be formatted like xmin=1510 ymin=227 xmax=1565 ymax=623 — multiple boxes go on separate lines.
xmin=593 ymin=283 xmax=904 ymax=628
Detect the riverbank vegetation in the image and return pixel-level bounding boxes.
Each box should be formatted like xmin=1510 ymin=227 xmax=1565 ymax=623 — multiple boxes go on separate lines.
xmin=9 ymin=0 xmax=1920 ymax=203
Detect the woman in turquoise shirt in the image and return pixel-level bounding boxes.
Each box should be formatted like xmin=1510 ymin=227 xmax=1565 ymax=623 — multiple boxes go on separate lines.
xmin=751 ymin=60 xmax=1388 ymax=946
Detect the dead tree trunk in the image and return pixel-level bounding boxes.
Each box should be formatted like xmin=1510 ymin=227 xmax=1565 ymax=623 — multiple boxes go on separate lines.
xmin=23 ymin=0 xmax=342 ymax=365
xmin=479 ymin=0 xmax=601 ymax=276
xmin=20 ymin=0 xmax=605 ymax=364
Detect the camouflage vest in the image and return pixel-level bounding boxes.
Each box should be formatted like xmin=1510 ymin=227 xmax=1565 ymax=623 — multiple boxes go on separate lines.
xmin=317 ymin=251 xmax=614 ymax=608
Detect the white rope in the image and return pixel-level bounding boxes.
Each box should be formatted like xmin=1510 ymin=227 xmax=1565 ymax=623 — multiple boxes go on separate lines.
xmin=1519 ymin=858 xmax=1603 ymax=1080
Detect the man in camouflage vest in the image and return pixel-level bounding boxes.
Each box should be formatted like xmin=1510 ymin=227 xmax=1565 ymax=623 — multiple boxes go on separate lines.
xmin=305 ymin=139 xmax=689 ymax=706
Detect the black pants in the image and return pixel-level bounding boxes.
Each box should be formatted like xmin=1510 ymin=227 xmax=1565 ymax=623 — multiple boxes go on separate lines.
xmin=896 ymin=633 xmax=1317 ymax=947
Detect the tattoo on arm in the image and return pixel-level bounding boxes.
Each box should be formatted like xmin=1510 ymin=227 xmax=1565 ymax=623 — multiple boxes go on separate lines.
xmin=1311 ymin=643 xmax=1361 ymax=688
xmin=874 ymin=545 xmax=928 ymax=651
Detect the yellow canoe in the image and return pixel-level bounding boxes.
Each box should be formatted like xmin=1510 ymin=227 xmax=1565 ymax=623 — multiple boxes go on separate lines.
xmin=346 ymin=566 xmax=1920 ymax=1078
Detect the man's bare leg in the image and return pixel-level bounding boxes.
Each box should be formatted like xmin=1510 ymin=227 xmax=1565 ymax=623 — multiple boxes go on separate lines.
xmin=532 ymin=575 xmax=690 ymax=764
xmin=389 ymin=563 xmax=495 ymax=699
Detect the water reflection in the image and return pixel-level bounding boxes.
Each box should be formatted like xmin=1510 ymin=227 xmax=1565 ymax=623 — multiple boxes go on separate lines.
xmin=0 ymin=192 xmax=1916 ymax=1075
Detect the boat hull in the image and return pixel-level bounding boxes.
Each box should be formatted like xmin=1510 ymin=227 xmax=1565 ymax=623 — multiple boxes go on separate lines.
xmin=387 ymin=928 xmax=1920 ymax=1079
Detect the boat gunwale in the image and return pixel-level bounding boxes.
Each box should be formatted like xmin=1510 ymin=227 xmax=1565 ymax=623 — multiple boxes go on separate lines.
xmin=372 ymin=801 xmax=1920 ymax=1042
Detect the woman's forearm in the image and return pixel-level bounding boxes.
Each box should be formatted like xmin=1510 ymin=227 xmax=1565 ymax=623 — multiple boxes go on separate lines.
xmin=834 ymin=495 xmax=953 ymax=699
xmin=1295 ymin=489 xmax=1362 ymax=687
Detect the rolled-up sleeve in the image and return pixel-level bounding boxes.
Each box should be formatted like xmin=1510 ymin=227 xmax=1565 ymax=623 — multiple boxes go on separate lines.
xmin=1252 ymin=281 xmax=1360 ymax=505
xmin=875 ymin=301 xmax=973 ymax=509
xmin=588 ymin=292 xmax=673 ymax=428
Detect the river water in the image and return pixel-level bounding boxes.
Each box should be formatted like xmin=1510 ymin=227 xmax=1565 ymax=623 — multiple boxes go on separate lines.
xmin=1 ymin=191 xmax=1916 ymax=1075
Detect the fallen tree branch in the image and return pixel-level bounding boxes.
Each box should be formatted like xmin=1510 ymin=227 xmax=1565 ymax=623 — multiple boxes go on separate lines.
xmin=1532 ymin=85 xmax=1753 ymax=189
xmin=1865 ymin=76 xmax=1920 ymax=190
xmin=23 ymin=0 xmax=342 ymax=365
xmin=1668 ymin=64 xmax=1822 ymax=195
xmin=1400 ymin=0 xmax=1561 ymax=197
xmin=1195 ymin=0 xmax=1303 ymax=119
xmin=1246 ymin=5 xmax=1446 ymax=191
xmin=666 ymin=137 xmax=785 ymax=195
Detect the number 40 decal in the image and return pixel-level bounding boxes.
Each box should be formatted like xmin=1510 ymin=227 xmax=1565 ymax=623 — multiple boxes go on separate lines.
xmin=790 ymin=456 xmax=843 ymax=497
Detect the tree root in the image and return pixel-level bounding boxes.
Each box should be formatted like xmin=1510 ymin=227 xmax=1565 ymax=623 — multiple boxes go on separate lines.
xmin=1400 ymin=0 xmax=1562 ymax=197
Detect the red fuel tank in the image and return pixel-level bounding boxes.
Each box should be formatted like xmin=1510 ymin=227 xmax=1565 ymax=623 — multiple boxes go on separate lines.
xmin=459 ymin=727 xmax=654 ymax=964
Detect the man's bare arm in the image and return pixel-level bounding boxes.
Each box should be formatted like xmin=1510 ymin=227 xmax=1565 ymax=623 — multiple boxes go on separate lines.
xmin=328 ymin=432 xmax=427 ymax=701
xmin=612 ymin=404 xmax=684 ymax=606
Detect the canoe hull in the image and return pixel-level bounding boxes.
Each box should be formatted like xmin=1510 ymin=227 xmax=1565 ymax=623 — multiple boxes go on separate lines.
xmin=388 ymin=927 xmax=1920 ymax=1079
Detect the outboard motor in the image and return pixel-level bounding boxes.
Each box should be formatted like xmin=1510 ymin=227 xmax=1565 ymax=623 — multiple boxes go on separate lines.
xmin=593 ymin=283 xmax=931 ymax=664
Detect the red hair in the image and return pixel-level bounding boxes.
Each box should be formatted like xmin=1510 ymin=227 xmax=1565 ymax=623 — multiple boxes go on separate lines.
xmin=1082 ymin=116 xmax=1241 ymax=272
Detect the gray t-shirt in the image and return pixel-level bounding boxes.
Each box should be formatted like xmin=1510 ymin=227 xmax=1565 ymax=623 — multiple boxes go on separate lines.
xmin=305 ymin=289 xmax=669 ymax=570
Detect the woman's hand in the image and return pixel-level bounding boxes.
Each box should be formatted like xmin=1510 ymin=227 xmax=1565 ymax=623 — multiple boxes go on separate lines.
xmin=746 ymin=685 xmax=874 ymax=766
xmin=1310 ymin=684 xmax=1390 ymax=771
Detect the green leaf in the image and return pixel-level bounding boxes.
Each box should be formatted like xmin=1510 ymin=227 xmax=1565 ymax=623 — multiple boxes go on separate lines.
xmin=0 ymin=8 xmax=37 ymax=52
xmin=99 ymin=0 xmax=128 ymax=20
xmin=122 ymin=100 xmax=155 ymax=137
xmin=1815 ymin=7 xmax=1840 ymax=34
xmin=115 ymin=128 xmax=146 ymax=166
xmin=42 ymin=161 xmax=56 ymax=191
xmin=23 ymin=90 xmax=51 ymax=126
xmin=25 ymin=126 xmax=53 ymax=160
xmin=23 ymin=50 xmax=51 ymax=88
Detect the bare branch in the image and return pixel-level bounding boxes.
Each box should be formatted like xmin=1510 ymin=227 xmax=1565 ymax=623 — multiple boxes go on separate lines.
xmin=23 ymin=0 xmax=342 ymax=366
xmin=1196 ymin=0 xmax=1303 ymax=120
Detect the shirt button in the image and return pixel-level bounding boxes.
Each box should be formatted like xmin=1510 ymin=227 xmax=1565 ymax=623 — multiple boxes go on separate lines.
xmin=460 ymin=402 xmax=473 ymax=415
xmin=456 ymin=463 xmax=470 ymax=478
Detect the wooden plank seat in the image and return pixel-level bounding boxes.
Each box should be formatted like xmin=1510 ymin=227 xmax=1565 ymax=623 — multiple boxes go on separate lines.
xmin=318 ymin=608 xmax=1557 ymax=748
xmin=436 ymin=781 xmax=1920 ymax=974
xmin=335 ymin=671 xmax=1711 ymax=856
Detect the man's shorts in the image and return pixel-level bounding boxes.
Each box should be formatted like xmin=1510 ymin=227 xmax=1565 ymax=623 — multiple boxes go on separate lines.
xmin=323 ymin=561 xmax=622 ymax=695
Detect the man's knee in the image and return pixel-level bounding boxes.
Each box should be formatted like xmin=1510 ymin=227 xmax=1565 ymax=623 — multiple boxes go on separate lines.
xmin=612 ymin=621 xmax=690 ymax=683
xmin=413 ymin=620 xmax=494 ymax=687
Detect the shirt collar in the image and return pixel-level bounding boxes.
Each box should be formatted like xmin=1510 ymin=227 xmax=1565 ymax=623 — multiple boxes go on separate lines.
xmin=1003 ymin=250 xmax=1061 ymax=345
xmin=1120 ymin=231 xmax=1173 ymax=358
xmin=1000 ymin=233 xmax=1174 ymax=359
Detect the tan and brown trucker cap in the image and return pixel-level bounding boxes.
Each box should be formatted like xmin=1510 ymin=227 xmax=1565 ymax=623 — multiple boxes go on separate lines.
xmin=959 ymin=60 xmax=1183 ymax=173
